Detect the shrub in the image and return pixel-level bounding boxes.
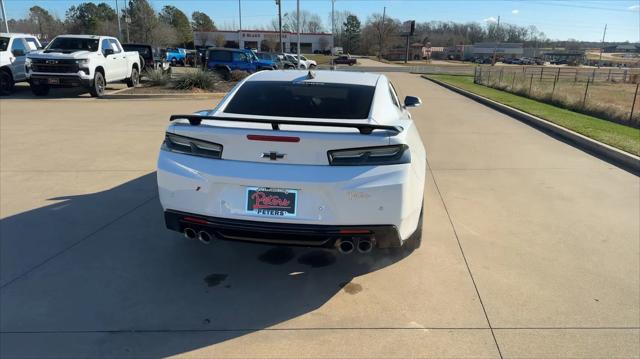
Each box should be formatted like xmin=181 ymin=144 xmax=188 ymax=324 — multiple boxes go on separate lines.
xmin=144 ymin=68 xmax=171 ymax=87
xmin=230 ymin=70 xmax=249 ymax=82
xmin=171 ymin=69 xmax=221 ymax=90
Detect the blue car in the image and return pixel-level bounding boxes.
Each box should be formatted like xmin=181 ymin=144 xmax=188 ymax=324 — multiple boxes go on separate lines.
xmin=206 ymin=48 xmax=275 ymax=79
xmin=166 ymin=47 xmax=187 ymax=66
xmin=243 ymin=49 xmax=277 ymax=70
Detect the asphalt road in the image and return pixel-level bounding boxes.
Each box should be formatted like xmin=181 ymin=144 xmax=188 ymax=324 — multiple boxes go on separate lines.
xmin=0 ymin=73 xmax=638 ymax=358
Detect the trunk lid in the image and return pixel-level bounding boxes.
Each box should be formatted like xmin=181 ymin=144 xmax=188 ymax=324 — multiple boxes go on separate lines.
xmin=170 ymin=119 xmax=392 ymax=166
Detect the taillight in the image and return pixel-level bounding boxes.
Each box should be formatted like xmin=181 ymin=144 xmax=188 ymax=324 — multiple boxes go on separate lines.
xmin=162 ymin=133 xmax=223 ymax=159
xmin=327 ymin=145 xmax=410 ymax=166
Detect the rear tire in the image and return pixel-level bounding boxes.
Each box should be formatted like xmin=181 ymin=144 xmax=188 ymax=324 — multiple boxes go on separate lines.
xmin=0 ymin=70 xmax=14 ymax=96
xmin=126 ymin=67 xmax=139 ymax=88
xmin=30 ymin=82 xmax=50 ymax=96
xmin=89 ymin=71 xmax=105 ymax=97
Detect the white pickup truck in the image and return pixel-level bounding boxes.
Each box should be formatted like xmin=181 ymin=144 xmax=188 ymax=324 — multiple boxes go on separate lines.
xmin=0 ymin=33 xmax=42 ymax=95
xmin=26 ymin=35 xmax=140 ymax=97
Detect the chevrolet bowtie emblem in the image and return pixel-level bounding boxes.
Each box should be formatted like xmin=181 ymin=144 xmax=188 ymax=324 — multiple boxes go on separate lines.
xmin=261 ymin=152 xmax=286 ymax=160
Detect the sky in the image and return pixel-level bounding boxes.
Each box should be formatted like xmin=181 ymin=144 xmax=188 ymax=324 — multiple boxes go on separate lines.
xmin=3 ymin=0 xmax=640 ymax=42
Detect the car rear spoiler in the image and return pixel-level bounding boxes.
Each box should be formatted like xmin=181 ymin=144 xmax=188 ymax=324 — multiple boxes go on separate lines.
xmin=169 ymin=114 xmax=402 ymax=135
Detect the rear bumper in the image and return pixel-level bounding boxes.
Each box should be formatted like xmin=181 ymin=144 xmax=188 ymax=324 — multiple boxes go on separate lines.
xmin=157 ymin=151 xmax=424 ymax=241
xmin=165 ymin=209 xmax=402 ymax=248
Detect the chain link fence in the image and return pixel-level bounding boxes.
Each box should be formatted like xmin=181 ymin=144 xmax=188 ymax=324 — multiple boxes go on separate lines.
xmin=474 ymin=66 xmax=640 ymax=128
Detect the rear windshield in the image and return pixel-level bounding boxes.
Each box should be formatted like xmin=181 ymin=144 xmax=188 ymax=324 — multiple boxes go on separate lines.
xmin=224 ymin=81 xmax=375 ymax=119
xmin=45 ymin=37 xmax=99 ymax=52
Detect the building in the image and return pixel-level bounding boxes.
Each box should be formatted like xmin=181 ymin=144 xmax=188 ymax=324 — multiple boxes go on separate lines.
xmin=384 ymin=43 xmax=429 ymax=61
xmin=603 ymin=44 xmax=640 ymax=53
xmin=194 ymin=30 xmax=333 ymax=53
xmin=467 ymin=42 xmax=523 ymax=60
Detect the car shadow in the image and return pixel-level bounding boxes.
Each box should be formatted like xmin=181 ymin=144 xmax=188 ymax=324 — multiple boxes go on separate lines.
xmin=0 ymin=172 xmax=406 ymax=357
xmin=1 ymin=82 xmax=125 ymax=99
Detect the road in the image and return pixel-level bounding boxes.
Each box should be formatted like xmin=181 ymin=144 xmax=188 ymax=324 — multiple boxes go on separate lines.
xmin=0 ymin=73 xmax=638 ymax=358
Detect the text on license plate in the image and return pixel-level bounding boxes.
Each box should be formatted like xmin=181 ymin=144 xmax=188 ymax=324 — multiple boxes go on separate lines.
xmin=246 ymin=187 xmax=297 ymax=217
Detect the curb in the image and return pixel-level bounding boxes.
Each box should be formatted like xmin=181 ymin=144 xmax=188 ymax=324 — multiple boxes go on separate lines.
xmin=423 ymin=76 xmax=640 ymax=174
xmin=101 ymin=92 xmax=226 ymax=100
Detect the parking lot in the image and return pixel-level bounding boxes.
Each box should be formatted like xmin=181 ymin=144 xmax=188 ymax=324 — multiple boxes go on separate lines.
xmin=0 ymin=73 xmax=638 ymax=358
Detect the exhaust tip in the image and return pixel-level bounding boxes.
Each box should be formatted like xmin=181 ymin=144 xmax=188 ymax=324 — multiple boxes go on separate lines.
xmin=336 ymin=239 xmax=355 ymax=254
xmin=357 ymin=239 xmax=373 ymax=253
xmin=184 ymin=228 xmax=197 ymax=240
xmin=198 ymin=231 xmax=212 ymax=244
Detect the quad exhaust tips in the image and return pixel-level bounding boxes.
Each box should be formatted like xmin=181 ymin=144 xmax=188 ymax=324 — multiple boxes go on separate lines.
xmin=183 ymin=228 xmax=213 ymax=244
xmin=336 ymin=238 xmax=375 ymax=254
xmin=184 ymin=228 xmax=197 ymax=240
xmin=336 ymin=239 xmax=355 ymax=254
xmin=198 ymin=231 xmax=212 ymax=244
xmin=357 ymin=238 xmax=373 ymax=253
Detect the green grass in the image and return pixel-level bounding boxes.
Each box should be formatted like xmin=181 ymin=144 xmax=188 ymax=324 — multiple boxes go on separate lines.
xmin=303 ymin=54 xmax=332 ymax=65
xmin=425 ymin=74 xmax=640 ymax=156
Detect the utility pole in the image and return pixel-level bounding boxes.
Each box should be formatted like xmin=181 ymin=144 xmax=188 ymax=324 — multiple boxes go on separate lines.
xmin=379 ymin=6 xmax=386 ymax=59
xmin=491 ymin=15 xmax=501 ymax=66
xmin=331 ymin=0 xmax=335 ymax=51
xmin=115 ymin=0 xmax=122 ymax=40
xmin=598 ymin=24 xmax=607 ymax=67
xmin=0 ymin=0 xmax=9 ymax=33
xmin=276 ymin=0 xmax=283 ymax=52
xmin=238 ymin=0 xmax=242 ymax=31
xmin=296 ymin=0 xmax=300 ymax=66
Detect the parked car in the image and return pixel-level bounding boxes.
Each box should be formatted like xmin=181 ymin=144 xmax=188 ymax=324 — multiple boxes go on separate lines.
xmin=333 ymin=55 xmax=357 ymax=66
xmin=0 ymin=33 xmax=42 ymax=95
xmin=243 ymin=49 xmax=277 ymax=70
xmin=256 ymin=52 xmax=294 ymax=69
xmin=122 ymin=43 xmax=170 ymax=74
xmin=26 ymin=34 xmax=141 ymax=97
xmin=276 ymin=54 xmax=296 ymax=69
xmin=206 ymin=48 xmax=264 ymax=79
xmin=158 ymin=70 xmax=426 ymax=253
xmin=285 ymin=53 xmax=317 ymax=69
xmin=166 ymin=47 xmax=186 ymax=66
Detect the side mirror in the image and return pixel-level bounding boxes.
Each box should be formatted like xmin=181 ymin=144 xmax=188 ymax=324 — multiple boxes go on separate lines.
xmin=12 ymin=49 xmax=25 ymax=57
xmin=404 ymin=96 xmax=422 ymax=108
xmin=103 ymin=48 xmax=114 ymax=56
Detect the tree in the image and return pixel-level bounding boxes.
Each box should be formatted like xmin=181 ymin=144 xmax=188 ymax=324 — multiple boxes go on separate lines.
xmin=159 ymin=6 xmax=192 ymax=47
xmin=127 ymin=0 xmax=158 ymax=44
xmin=362 ymin=13 xmax=400 ymax=57
xmin=191 ymin=11 xmax=216 ymax=31
xmin=343 ymin=15 xmax=361 ymax=53
xmin=283 ymin=10 xmax=322 ymax=33
xmin=28 ymin=6 xmax=64 ymax=41
xmin=66 ymin=2 xmax=117 ymax=36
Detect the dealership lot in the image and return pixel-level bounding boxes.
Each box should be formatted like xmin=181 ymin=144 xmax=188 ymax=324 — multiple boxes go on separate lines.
xmin=0 ymin=73 xmax=638 ymax=358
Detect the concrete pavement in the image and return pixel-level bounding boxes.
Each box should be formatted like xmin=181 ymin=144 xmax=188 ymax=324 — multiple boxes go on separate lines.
xmin=0 ymin=73 xmax=638 ymax=358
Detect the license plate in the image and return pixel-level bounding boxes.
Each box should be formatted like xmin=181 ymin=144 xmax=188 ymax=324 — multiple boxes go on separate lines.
xmin=246 ymin=187 xmax=297 ymax=217
xmin=47 ymin=78 xmax=60 ymax=85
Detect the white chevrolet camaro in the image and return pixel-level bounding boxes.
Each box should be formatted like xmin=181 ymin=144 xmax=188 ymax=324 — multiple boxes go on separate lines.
xmin=157 ymin=70 xmax=426 ymax=254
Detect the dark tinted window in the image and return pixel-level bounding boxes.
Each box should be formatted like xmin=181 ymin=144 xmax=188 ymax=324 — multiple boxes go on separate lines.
xmin=209 ymin=50 xmax=232 ymax=62
xmin=46 ymin=37 xmax=99 ymax=52
xmin=123 ymin=45 xmax=151 ymax=57
xmin=232 ymin=52 xmax=247 ymax=62
xmin=0 ymin=37 xmax=8 ymax=51
xmin=224 ymin=81 xmax=375 ymax=119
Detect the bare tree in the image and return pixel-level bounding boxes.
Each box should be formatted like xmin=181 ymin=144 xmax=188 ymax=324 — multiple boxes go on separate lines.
xmin=213 ymin=33 xmax=225 ymax=47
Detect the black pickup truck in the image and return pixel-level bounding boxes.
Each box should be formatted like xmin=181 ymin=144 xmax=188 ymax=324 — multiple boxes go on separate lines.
xmin=122 ymin=43 xmax=170 ymax=73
